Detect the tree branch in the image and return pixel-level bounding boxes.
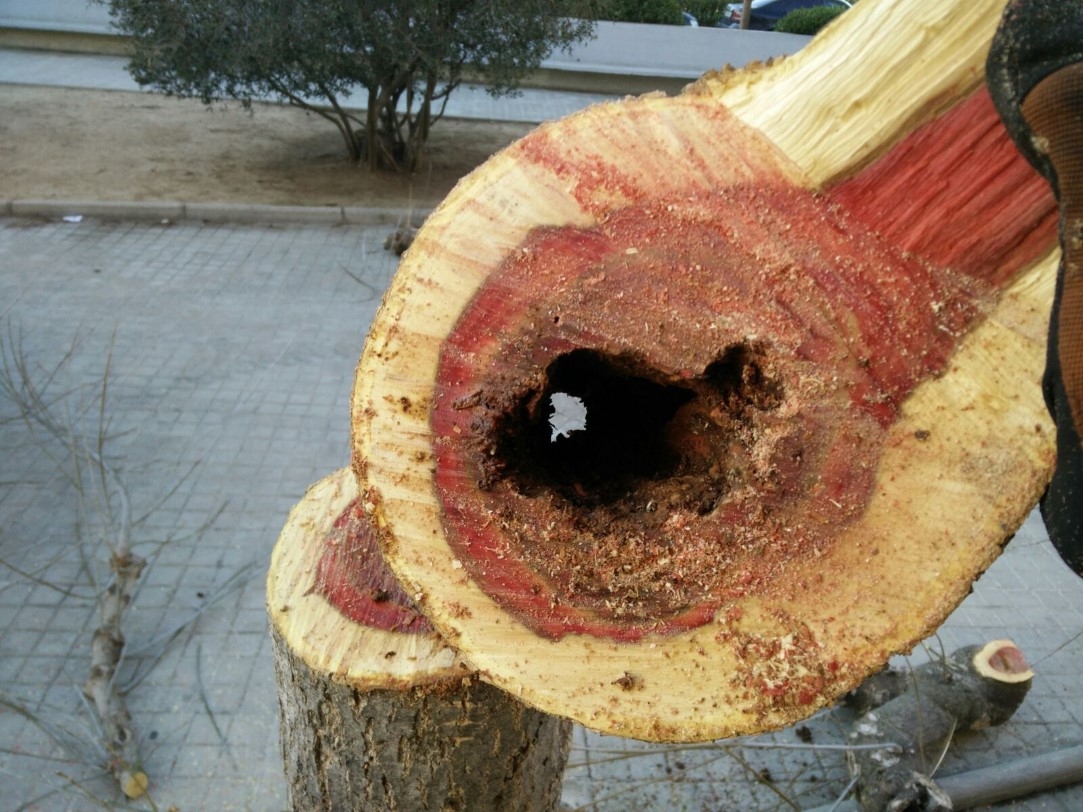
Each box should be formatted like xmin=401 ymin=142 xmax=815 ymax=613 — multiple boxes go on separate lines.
xmin=83 ymin=547 xmax=148 ymax=799
xmin=269 ymin=78 xmax=362 ymax=163
xmin=845 ymin=641 xmax=1034 ymax=812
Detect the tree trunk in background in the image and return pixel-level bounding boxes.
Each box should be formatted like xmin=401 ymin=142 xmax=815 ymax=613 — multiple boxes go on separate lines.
xmin=268 ymin=469 xmax=571 ymax=811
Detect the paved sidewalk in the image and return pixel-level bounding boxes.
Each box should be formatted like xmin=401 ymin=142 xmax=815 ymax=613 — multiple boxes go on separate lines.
xmin=1 ymin=214 xmax=1081 ymax=812
xmin=0 ymin=217 xmax=382 ymax=811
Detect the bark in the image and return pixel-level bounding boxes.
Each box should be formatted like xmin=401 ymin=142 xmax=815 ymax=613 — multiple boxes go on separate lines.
xmin=845 ymin=640 xmax=1034 ymax=812
xmin=272 ymin=630 xmax=570 ymax=812
xmin=83 ymin=549 xmax=148 ymax=800
xmin=267 ymin=469 xmax=571 ymax=812
xmin=351 ymin=0 xmax=1060 ymax=742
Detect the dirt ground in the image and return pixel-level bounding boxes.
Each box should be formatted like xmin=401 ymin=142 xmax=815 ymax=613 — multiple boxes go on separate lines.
xmin=0 ymin=84 xmax=535 ymax=209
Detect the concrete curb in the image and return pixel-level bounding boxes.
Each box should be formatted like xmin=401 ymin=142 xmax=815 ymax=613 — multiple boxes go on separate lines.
xmin=4 ymin=198 xmax=431 ymax=226
xmin=10 ymin=198 xmax=184 ymax=221
xmin=184 ymin=201 xmax=345 ymax=225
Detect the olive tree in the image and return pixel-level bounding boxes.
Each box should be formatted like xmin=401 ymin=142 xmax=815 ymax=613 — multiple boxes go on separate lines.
xmin=101 ymin=0 xmax=597 ymax=171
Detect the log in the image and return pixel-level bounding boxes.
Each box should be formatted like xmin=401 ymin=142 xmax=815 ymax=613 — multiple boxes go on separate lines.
xmin=351 ymin=0 xmax=1061 ymax=742
xmin=267 ymin=469 xmax=571 ymax=811
xmin=845 ymin=639 xmax=1034 ymax=811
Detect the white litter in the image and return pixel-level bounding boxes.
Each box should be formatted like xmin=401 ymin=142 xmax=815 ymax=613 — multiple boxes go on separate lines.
xmin=549 ymin=392 xmax=587 ymax=442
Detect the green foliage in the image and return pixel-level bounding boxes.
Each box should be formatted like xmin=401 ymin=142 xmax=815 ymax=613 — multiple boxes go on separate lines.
xmin=597 ymin=0 xmax=685 ymax=25
xmin=774 ymin=5 xmax=848 ymax=35
xmin=99 ymin=0 xmax=596 ymax=172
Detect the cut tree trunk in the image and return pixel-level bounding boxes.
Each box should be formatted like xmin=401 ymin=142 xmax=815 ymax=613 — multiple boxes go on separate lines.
xmin=267 ymin=469 xmax=571 ymax=811
xmin=845 ymin=639 xmax=1034 ymax=812
xmin=351 ymin=0 xmax=1060 ymax=742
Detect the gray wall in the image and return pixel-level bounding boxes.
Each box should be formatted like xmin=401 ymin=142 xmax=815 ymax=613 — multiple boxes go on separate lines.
xmin=0 ymin=0 xmax=114 ymax=34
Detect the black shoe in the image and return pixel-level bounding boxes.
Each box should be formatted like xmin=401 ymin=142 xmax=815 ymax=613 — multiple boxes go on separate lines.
xmin=987 ymin=0 xmax=1083 ymax=576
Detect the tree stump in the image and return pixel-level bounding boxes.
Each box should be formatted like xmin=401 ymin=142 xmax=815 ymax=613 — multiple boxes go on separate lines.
xmin=351 ymin=0 xmax=1063 ymax=743
xmin=268 ymin=469 xmax=571 ymax=811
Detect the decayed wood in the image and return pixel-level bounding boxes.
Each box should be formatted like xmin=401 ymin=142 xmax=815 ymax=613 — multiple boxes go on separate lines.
xmin=268 ymin=469 xmax=571 ymax=811
xmin=351 ymin=0 xmax=1061 ymax=742
xmin=845 ymin=640 xmax=1034 ymax=812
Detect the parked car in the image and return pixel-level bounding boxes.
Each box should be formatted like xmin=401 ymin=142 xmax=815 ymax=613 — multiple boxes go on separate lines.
xmin=724 ymin=0 xmax=851 ymax=31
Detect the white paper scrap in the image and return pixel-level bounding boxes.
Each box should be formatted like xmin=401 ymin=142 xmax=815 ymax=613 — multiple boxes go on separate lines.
xmin=549 ymin=392 xmax=587 ymax=442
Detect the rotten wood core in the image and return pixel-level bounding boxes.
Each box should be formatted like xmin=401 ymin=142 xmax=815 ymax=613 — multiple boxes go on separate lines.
xmin=430 ymin=89 xmax=1056 ymax=642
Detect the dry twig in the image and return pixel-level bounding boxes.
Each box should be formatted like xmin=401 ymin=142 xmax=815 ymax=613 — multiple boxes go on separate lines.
xmin=1 ymin=328 xmax=150 ymax=798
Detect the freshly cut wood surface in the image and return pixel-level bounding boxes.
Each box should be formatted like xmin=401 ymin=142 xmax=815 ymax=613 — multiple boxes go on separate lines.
xmin=694 ymin=0 xmax=1009 ymax=185
xmin=267 ymin=468 xmax=464 ymax=689
xmin=351 ymin=0 xmax=1059 ymax=741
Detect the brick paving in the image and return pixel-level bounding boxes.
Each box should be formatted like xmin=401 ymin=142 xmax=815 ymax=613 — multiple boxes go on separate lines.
xmin=1 ymin=217 xmax=392 ymax=810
